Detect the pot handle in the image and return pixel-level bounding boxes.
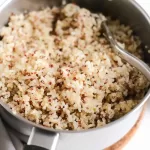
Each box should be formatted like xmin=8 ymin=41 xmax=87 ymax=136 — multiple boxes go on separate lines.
xmin=24 ymin=127 xmax=59 ymax=150
xmin=24 ymin=145 xmax=49 ymax=150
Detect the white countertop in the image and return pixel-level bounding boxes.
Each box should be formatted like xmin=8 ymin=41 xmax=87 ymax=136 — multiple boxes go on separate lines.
xmin=0 ymin=0 xmax=149 ymax=150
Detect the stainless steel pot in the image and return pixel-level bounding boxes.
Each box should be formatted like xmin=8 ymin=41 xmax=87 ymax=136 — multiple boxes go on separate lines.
xmin=0 ymin=0 xmax=150 ymax=150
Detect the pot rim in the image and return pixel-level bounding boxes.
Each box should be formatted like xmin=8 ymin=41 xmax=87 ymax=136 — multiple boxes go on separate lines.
xmin=0 ymin=0 xmax=150 ymax=134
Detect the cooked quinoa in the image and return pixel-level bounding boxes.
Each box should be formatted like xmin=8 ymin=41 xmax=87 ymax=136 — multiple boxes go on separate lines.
xmin=0 ymin=4 xmax=149 ymax=130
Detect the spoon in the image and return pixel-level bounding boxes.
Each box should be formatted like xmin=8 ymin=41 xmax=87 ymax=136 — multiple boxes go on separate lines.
xmin=101 ymin=21 xmax=150 ymax=81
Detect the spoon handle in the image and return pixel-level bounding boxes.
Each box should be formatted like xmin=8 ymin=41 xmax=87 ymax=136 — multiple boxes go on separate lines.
xmin=102 ymin=21 xmax=150 ymax=81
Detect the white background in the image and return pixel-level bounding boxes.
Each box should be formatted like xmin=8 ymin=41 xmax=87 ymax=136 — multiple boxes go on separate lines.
xmin=0 ymin=0 xmax=150 ymax=150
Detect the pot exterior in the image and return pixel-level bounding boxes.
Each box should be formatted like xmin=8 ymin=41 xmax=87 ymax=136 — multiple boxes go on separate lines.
xmin=58 ymin=107 xmax=142 ymax=150
xmin=0 ymin=106 xmax=143 ymax=150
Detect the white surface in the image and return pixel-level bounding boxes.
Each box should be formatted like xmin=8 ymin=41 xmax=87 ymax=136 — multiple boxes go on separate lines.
xmin=0 ymin=0 xmax=149 ymax=150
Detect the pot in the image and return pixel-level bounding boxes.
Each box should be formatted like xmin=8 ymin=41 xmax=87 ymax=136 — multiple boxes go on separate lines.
xmin=0 ymin=0 xmax=150 ymax=150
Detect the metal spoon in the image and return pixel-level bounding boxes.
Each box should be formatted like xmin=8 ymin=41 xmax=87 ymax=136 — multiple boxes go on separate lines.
xmin=102 ymin=21 xmax=150 ymax=81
